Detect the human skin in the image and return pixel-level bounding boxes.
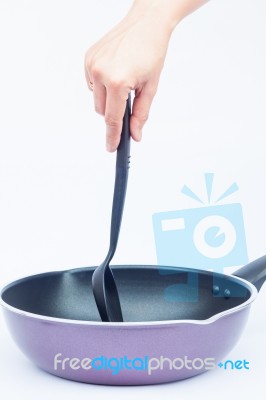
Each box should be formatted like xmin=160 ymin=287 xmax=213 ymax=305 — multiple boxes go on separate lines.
xmin=85 ymin=0 xmax=209 ymax=152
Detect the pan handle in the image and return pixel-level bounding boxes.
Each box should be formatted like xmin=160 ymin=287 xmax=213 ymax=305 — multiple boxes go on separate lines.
xmin=233 ymin=255 xmax=266 ymax=292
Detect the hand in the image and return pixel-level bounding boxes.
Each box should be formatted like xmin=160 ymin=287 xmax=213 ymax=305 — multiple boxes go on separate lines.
xmin=85 ymin=5 xmax=173 ymax=152
xmin=85 ymin=0 xmax=209 ymax=152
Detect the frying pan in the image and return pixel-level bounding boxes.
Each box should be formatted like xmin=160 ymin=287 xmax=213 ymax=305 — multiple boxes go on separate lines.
xmin=1 ymin=256 xmax=266 ymax=385
xmin=1 ymin=97 xmax=265 ymax=385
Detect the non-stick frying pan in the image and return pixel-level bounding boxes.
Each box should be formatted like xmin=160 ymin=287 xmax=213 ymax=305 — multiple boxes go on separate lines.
xmin=1 ymin=256 xmax=266 ymax=385
xmin=2 ymin=96 xmax=265 ymax=385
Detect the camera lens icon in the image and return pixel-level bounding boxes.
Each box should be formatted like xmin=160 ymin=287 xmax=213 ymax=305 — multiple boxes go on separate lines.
xmin=153 ymin=203 xmax=248 ymax=272
xmin=193 ymin=215 xmax=237 ymax=259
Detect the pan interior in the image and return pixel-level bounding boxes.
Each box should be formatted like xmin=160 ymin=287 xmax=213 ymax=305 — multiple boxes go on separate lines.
xmin=1 ymin=265 xmax=252 ymax=322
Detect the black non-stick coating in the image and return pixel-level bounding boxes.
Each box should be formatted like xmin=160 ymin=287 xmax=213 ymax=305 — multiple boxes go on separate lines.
xmin=2 ymin=265 xmax=251 ymax=322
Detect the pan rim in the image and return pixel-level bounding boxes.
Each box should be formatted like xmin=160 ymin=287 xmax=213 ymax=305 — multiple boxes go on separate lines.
xmin=0 ymin=264 xmax=258 ymax=328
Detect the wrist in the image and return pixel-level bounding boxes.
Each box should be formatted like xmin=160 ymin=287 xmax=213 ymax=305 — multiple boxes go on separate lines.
xmin=128 ymin=0 xmax=182 ymax=36
xmin=130 ymin=0 xmax=209 ymax=32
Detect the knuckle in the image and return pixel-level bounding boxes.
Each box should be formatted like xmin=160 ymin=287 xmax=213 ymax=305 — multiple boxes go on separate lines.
xmin=136 ymin=113 xmax=149 ymax=123
xmin=105 ymin=115 xmax=120 ymax=127
xmin=108 ymin=77 xmax=127 ymax=91
xmin=91 ymin=66 xmax=103 ymax=81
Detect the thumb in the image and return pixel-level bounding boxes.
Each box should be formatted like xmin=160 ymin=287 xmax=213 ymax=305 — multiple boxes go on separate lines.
xmin=130 ymin=84 xmax=157 ymax=141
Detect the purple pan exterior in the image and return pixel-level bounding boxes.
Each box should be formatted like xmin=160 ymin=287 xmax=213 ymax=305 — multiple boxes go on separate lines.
xmin=1 ymin=291 xmax=254 ymax=385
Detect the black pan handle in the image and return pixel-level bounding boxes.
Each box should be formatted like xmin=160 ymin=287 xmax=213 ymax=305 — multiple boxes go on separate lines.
xmin=233 ymin=255 xmax=266 ymax=292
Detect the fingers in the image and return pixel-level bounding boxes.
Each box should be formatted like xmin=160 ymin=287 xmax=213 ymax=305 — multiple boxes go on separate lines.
xmin=85 ymin=56 xmax=157 ymax=152
xmin=130 ymin=84 xmax=156 ymax=142
xmin=86 ymin=80 xmax=156 ymax=151
xmin=105 ymin=86 xmax=129 ymax=152
xmin=93 ymin=81 xmax=106 ymax=116
xmin=85 ymin=59 xmax=106 ymax=115
xmin=85 ymin=56 xmax=129 ymax=152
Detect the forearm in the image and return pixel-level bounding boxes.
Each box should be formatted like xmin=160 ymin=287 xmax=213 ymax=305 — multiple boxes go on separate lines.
xmin=129 ymin=0 xmax=209 ymax=34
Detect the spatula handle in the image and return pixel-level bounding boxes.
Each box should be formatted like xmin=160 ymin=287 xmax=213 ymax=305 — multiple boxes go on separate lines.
xmin=108 ymin=95 xmax=131 ymax=257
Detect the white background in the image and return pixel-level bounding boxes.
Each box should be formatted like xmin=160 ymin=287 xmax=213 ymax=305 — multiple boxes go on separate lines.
xmin=0 ymin=0 xmax=266 ymax=398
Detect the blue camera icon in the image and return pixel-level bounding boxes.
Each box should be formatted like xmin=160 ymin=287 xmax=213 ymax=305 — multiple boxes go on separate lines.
xmin=153 ymin=203 xmax=248 ymax=273
xmin=152 ymin=174 xmax=248 ymax=302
